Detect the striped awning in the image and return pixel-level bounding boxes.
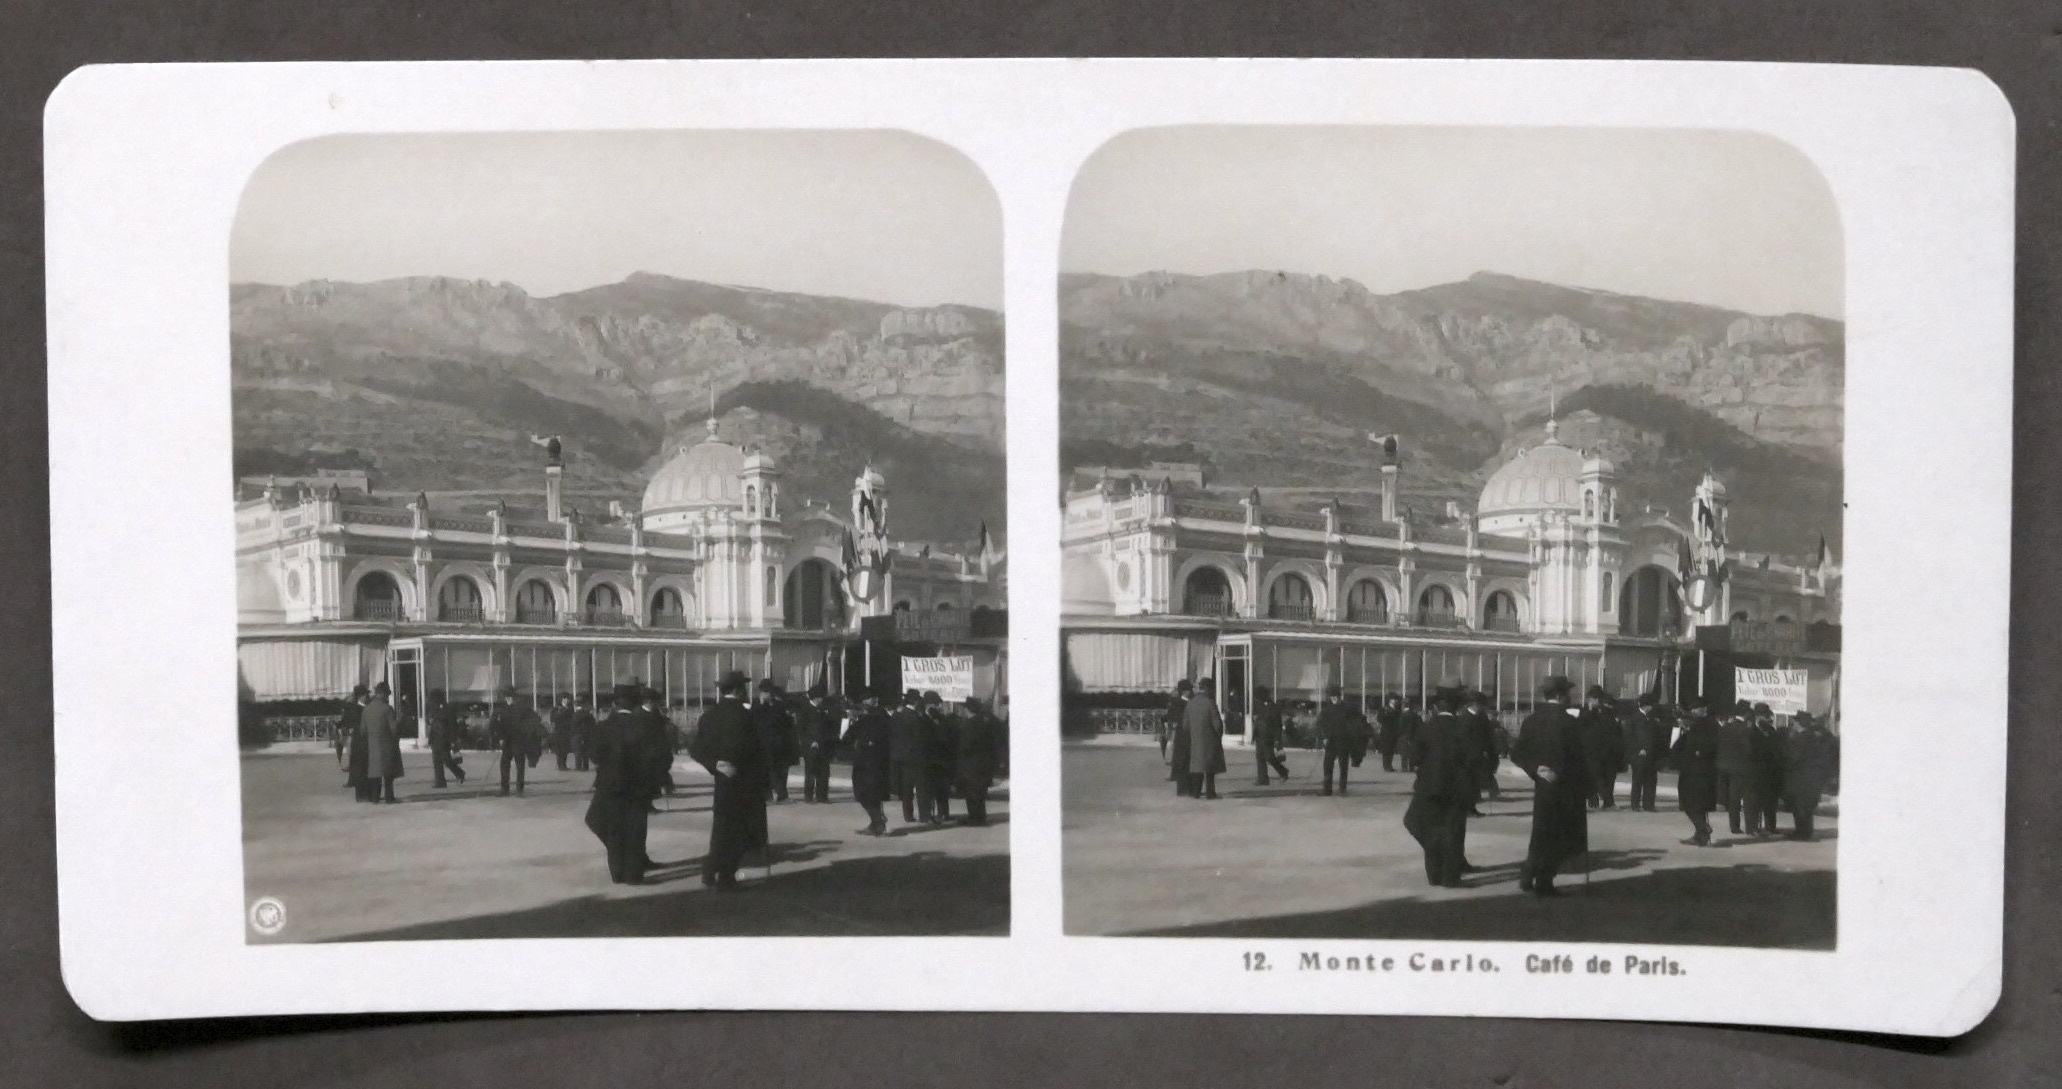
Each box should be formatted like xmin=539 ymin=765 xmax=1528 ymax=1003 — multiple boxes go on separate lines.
xmin=238 ymin=637 xmax=388 ymax=701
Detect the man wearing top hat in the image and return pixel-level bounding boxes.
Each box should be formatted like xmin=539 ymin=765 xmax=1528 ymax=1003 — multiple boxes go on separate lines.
xmin=1671 ymin=698 xmax=1722 ymax=846
xmin=1249 ymin=686 xmax=1291 ymax=786
xmin=688 ymin=670 xmax=768 ymax=890
xmin=1314 ymin=684 xmax=1365 ymax=797
xmin=955 ymin=696 xmax=1002 ymax=826
xmin=1747 ymin=702 xmax=1785 ymax=838
xmin=796 ymin=683 xmax=839 ymax=804
xmin=548 ymin=693 xmax=578 ymax=771
xmin=360 ymin=681 xmax=405 ymax=804
xmin=1510 ymin=675 xmax=1589 ymax=896
xmin=1404 ymin=682 xmax=1477 ymax=887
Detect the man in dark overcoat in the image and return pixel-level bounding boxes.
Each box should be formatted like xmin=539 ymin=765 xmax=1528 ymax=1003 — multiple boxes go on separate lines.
xmin=1159 ymin=686 xmax=1184 ymax=762
xmin=1374 ymin=693 xmax=1405 ymax=772
xmin=1166 ymin=680 xmax=1195 ymax=794
xmin=1580 ymin=686 xmax=1624 ymax=810
xmin=1404 ymin=683 xmax=1477 ymax=887
xmin=1184 ymin=678 xmax=1227 ymax=799
xmin=1747 ymin=703 xmax=1785 ymax=837
xmin=1671 ymin=700 xmax=1721 ymax=846
xmin=687 ymin=671 xmax=767 ymax=890
xmin=488 ymin=688 xmax=534 ymax=796
xmin=1315 ymin=684 xmax=1365 ymax=796
xmin=1249 ymin=686 xmax=1291 ymax=786
xmin=753 ymin=679 xmax=799 ymax=804
xmin=889 ymin=690 xmax=934 ymax=822
xmin=570 ymin=695 xmax=597 ymax=772
xmin=584 ymin=682 xmax=661 ymax=884
xmin=845 ymin=693 xmax=894 ymax=835
xmin=360 ymin=682 xmax=404 ymax=804
xmin=1715 ymin=702 xmax=1757 ymax=835
xmin=1461 ymin=689 xmax=1500 ymax=813
xmin=1621 ymin=692 xmax=1667 ymax=812
xmin=955 ymin=696 xmax=1002 ymax=826
xmin=425 ymin=688 xmax=467 ymax=788
xmin=796 ymin=684 xmax=839 ymax=804
xmin=339 ymin=684 xmax=368 ymax=792
xmin=1510 ymin=676 xmax=1589 ymax=896
xmin=548 ymin=693 xmax=577 ymax=770
xmin=923 ymin=692 xmax=958 ymax=824
xmin=1782 ymin=711 xmax=1834 ymax=841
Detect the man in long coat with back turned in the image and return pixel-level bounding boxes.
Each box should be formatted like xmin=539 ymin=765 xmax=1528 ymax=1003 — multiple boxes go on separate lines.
xmin=1183 ymin=678 xmax=1227 ymax=799
xmin=1671 ymin=698 xmax=1721 ymax=846
xmin=845 ymin=692 xmax=894 ymax=836
xmin=360 ymin=682 xmax=405 ymax=804
xmin=1166 ymin=680 xmax=1195 ymax=795
xmin=1510 ymin=675 xmax=1589 ymax=896
xmin=585 ymin=682 xmax=661 ymax=884
xmin=1404 ymin=683 xmax=1476 ymax=887
xmin=690 ymin=670 xmax=768 ymax=890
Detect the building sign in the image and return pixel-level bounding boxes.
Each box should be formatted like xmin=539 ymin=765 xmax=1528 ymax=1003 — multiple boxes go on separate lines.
xmin=902 ymin=655 xmax=975 ymax=702
xmin=1735 ymin=668 xmax=1809 ymax=715
xmin=1729 ymin=620 xmax=1808 ymax=657
xmin=894 ymin=609 xmax=971 ymax=644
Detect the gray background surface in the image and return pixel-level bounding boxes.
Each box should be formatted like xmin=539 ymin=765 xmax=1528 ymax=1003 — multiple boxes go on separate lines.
xmin=4 ymin=2 xmax=2056 ymax=1083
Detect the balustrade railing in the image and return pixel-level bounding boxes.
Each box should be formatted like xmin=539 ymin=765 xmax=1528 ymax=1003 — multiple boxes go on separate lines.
xmin=1266 ymin=602 xmax=1318 ymax=622
xmin=1482 ymin=614 xmax=1522 ymax=633
xmin=584 ymin=608 xmax=631 ymax=627
xmin=353 ymin=600 xmax=406 ymax=622
xmin=514 ymin=606 xmax=559 ymax=625
xmin=1345 ymin=606 xmax=1392 ymax=626
xmin=1416 ymin=610 xmax=1464 ymax=629
xmin=438 ymin=603 xmax=485 ymax=623
xmin=1182 ymin=593 xmax=1237 ymax=618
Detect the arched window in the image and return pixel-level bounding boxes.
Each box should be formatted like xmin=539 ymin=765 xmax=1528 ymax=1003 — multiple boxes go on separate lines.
xmin=1345 ymin=579 xmax=1389 ymax=624
xmin=1618 ymin=567 xmax=1685 ymax=637
xmin=585 ymin=583 xmax=625 ymax=626
xmin=353 ymin=570 xmax=404 ymax=621
xmin=783 ymin=559 xmax=847 ymax=631
xmin=437 ymin=575 xmax=483 ymax=622
xmin=937 ymin=600 xmax=956 ymax=612
xmin=651 ymin=586 xmax=688 ymax=629
xmin=1731 ymin=610 xmax=1753 ymax=623
xmin=1417 ymin=584 xmax=1458 ymax=628
xmin=744 ymin=485 xmax=758 ymax=516
xmin=1268 ymin=572 xmax=1316 ymax=621
xmin=893 ymin=600 xmax=912 ymax=613
xmin=514 ymin=579 xmax=558 ymax=624
xmin=1483 ymin=590 xmax=1520 ymax=633
xmin=1182 ymin=567 xmax=1235 ymax=617
xmin=764 ymin=565 xmax=777 ymax=609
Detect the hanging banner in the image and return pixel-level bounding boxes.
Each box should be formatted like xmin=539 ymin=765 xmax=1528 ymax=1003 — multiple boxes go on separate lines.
xmin=1735 ymin=667 xmax=1809 ymax=714
xmin=902 ymin=655 xmax=975 ymax=702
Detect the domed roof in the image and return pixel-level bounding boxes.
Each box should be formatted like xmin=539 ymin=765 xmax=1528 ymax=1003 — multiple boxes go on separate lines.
xmin=642 ymin=419 xmax=744 ymax=512
xmin=1478 ymin=430 xmax=1588 ymax=519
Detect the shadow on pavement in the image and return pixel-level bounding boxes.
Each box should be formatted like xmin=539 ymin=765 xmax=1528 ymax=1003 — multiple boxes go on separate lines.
xmin=328 ymin=851 xmax=1011 ymax=941
xmin=1116 ymin=865 xmax=1834 ymax=948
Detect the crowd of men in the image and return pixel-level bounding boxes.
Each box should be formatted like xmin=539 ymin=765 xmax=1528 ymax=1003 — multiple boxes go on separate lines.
xmin=1155 ymin=676 xmax=1839 ymax=897
xmin=329 ymin=675 xmax=1007 ymax=889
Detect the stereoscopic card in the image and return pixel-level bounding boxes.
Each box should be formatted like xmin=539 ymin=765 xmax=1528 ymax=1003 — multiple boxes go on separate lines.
xmin=45 ymin=59 xmax=2012 ymax=1034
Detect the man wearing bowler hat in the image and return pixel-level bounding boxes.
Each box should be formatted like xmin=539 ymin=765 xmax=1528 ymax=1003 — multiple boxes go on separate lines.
xmin=1580 ymin=685 xmax=1624 ymax=810
xmin=1671 ymin=698 xmax=1722 ymax=846
xmin=1510 ymin=675 xmax=1589 ymax=896
xmin=1315 ymin=683 xmax=1365 ymax=796
xmin=797 ymin=683 xmax=838 ymax=804
xmin=689 ymin=670 xmax=768 ymax=890
xmin=1622 ymin=692 xmax=1668 ymax=812
xmin=1250 ymin=686 xmax=1291 ymax=786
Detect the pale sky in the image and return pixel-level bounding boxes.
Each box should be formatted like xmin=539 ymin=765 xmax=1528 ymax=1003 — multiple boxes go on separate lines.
xmin=232 ymin=129 xmax=1002 ymax=309
xmin=1063 ymin=126 xmax=1844 ymax=319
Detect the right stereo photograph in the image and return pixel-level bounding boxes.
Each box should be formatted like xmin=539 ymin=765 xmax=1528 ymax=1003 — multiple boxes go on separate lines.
xmin=1057 ymin=126 xmax=1844 ymax=947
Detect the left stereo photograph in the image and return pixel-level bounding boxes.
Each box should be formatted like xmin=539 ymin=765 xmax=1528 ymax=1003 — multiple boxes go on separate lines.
xmin=231 ymin=130 xmax=1011 ymax=941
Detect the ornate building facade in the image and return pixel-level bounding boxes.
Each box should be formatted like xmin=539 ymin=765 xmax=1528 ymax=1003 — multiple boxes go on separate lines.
xmin=236 ymin=418 xmax=1006 ymax=718
xmin=1061 ymin=421 xmax=1839 ymax=732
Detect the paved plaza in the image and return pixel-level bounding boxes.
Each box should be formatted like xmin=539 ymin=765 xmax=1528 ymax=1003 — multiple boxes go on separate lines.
xmin=1063 ymin=738 xmax=1835 ymax=947
xmin=242 ymin=747 xmax=1009 ymax=942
